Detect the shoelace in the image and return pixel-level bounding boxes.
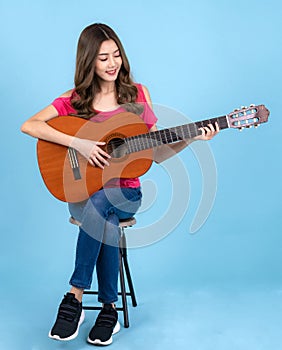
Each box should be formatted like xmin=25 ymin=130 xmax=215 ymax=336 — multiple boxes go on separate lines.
xmin=58 ymin=297 xmax=79 ymax=322
xmin=96 ymin=309 xmax=117 ymax=328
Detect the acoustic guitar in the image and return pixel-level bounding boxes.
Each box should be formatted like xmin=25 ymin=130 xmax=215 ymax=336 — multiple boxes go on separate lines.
xmin=37 ymin=104 xmax=269 ymax=202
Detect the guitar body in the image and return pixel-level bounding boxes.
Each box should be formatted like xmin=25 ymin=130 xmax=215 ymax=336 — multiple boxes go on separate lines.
xmin=37 ymin=112 xmax=153 ymax=202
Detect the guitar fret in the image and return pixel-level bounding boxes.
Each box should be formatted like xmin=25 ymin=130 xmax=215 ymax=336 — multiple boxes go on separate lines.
xmin=164 ymin=128 xmax=168 ymax=144
xmin=180 ymin=125 xmax=185 ymax=140
xmin=184 ymin=124 xmax=191 ymax=139
xmin=148 ymin=133 xmax=154 ymax=148
xmin=193 ymin=123 xmax=198 ymax=138
xmin=158 ymin=130 xmax=164 ymax=144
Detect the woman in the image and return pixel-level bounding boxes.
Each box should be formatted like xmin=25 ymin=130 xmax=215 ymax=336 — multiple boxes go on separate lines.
xmin=21 ymin=23 xmax=218 ymax=346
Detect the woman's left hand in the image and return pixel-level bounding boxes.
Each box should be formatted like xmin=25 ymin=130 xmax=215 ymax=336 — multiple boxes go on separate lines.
xmin=194 ymin=122 xmax=220 ymax=141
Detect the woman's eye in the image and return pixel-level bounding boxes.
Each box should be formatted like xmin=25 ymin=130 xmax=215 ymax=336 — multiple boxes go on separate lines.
xmin=99 ymin=58 xmax=107 ymax=62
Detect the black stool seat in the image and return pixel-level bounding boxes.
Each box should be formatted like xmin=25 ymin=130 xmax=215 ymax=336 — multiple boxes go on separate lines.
xmin=69 ymin=216 xmax=137 ymax=328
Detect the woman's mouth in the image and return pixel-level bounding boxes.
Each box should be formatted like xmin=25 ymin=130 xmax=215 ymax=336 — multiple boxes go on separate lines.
xmin=106 ymin=69 xmax=117 ymax=76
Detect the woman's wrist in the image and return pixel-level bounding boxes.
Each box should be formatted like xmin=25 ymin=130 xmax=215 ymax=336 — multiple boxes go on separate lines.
xmin=70 ymin=136 xmax=81 ymax=150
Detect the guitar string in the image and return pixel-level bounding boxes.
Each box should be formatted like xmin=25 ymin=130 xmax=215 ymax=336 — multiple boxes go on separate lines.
xmin=66 ymin=116 xmax=227 ymax=157
xmin=119 ymin=116 xmax=228 ymax=154
xmin=68 ymin=148 xmax=79 ymax=169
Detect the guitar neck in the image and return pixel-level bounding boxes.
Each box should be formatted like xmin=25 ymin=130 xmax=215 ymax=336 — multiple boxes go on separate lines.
xmin=125 ymin=115 xmax=229 ymax=154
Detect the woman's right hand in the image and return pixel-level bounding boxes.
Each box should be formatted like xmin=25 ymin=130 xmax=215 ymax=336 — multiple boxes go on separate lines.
xmin=72 ymin=138 xmax=111 ymax=169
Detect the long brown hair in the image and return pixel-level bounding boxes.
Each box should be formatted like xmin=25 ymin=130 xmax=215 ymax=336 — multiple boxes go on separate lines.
xmin=71 ymin=23 xmax=137 ymax=118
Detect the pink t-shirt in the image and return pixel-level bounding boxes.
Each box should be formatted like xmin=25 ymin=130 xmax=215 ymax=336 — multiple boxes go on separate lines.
xmin=51 ymin=83 xmax=158 ymax=189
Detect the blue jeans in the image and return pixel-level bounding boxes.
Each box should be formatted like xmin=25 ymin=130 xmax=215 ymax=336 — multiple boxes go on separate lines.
xmin=68 ymin=187 xmax=142 ymax=304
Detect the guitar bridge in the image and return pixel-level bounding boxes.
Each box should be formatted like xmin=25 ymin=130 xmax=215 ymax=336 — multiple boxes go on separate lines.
xmin=68 ymin=148 xmax=82 ymax=180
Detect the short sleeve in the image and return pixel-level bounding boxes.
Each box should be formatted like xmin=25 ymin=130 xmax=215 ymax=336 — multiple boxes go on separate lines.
xmin=51 ymin=96 xmax=77 ymax=116
xmin=135 ymin=83 xmax=158 ymax=129
xmin=140 ymin=102 xmax=158 ymax=130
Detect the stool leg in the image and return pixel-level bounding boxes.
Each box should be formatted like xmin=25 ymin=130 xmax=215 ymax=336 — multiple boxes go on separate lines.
xmin=120 ymin=233 xmax=137 ymax=307
xmin=119 ymin=246 xmax=129 ymax=328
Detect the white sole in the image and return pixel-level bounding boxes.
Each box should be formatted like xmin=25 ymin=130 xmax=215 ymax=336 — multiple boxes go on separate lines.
xmin=87 ymin=321 xmax=121 ymax=346
xmin=48 ymin=309 xmax=85 ymax=341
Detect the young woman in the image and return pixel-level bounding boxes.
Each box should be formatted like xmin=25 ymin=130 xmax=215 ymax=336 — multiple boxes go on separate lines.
xmin=21 ymin=23 xmax=218 ymax=346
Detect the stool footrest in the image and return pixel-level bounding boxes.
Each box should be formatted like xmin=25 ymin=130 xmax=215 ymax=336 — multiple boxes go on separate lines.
xmin=83 ymin=306 xmax=129 ymax=311
xmin=84 ymin=291 xmax=133 ymax=296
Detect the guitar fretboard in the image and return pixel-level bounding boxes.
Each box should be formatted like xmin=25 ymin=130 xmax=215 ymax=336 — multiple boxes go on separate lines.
xmin=125 ymin=115 xmax=228 ymax=154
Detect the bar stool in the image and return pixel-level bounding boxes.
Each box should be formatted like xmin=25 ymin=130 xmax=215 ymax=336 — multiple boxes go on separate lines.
xmin=69 ymin=216 xmax=137 ymax=328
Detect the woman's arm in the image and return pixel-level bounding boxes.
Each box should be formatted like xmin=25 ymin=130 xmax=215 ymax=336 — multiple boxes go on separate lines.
xmin=149 ymin=123 xmax=219 ymax=164
xmin=21 ymin=104 xmax=74 ymax=145
xmin=142 ymin=85 xmax=219 ymax=164
xmin=21 ymin=98 xmax=111 ymax=169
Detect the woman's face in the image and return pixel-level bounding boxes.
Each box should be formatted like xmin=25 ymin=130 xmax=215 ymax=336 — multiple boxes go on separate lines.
xmin=95 ymin=39 xmax=122 ymax=83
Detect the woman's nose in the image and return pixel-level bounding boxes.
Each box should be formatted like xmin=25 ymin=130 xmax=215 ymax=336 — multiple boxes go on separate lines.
xmin=108 ymin=55 xmax=116 ymax=67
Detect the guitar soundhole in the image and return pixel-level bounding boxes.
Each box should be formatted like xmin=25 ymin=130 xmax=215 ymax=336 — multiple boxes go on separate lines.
xmin=107 ymin=138 xmax=128 ymax=159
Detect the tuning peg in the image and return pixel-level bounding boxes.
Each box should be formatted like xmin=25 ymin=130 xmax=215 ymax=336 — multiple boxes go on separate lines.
xmin=249 ymin=104 xmax=255 ymax=107
xmin=238 ymin=127 xmax=244 ymax=131
xmin=246 ymin=125 xmax=252 ymax=129
xmin=254 ymin=124 xmax=260 ymax=128
xmin=241 ymin=106 xmax=247 ymax=109
xmin=233 ymin=108 xmax=240 ymax=112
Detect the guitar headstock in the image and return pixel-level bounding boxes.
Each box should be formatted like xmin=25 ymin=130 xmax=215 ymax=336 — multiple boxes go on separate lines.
xmin=227 ymin=104 xmax=270 ymax=130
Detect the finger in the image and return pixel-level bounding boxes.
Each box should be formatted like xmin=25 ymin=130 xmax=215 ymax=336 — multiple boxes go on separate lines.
xmin=215 ymin=122 xmax=220 ymax=132
xmin=198 ymin=127 xmax=205 ymax=136
xmin=95 ymin=141 xmax=106 ymax=146
xmin=203 ymin=127 xmax=212 ymax=136
xmin=92 ymin=157 xmax=105 ymax=169
xmin=88 ymin=158 xmax=96 ymax=167
xmin=93 ymin=145 xmax=111 ymax=159
xmin=207 ymin=123 xmax=215 ymax=133
xmin=99 ymin=148 xmax=111 ymax=159
xmin=95 ymin=153 xmax=110 ymax=166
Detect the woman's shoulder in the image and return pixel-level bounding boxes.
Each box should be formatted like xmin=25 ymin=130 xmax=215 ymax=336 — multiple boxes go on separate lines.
xmin=135 ymin=82 xmax=147 ymax=93
xmin=52 ymin=89 xmax=77 ymax=115
xmin=135 ymin=83 xmax=152 ymax=106
xmin=58 ymin=89 xmax=75 ymax=98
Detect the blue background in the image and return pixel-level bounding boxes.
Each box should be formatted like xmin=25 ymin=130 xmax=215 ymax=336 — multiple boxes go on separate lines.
xmin=1 ymin=0 xmax=282 ymax=349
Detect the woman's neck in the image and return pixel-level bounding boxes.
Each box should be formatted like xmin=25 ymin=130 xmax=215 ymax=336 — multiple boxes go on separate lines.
xmin=99 ymin=81 xmax=116 ymax=94
xmin=93 ymin=81 xmax=119 ymax=111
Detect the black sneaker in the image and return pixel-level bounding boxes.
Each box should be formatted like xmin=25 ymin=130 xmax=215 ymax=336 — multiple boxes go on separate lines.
xmin=48 ymin=292 xmax=85 ymax=341
xmin=87 ymin=304 xmax=120 ymax=346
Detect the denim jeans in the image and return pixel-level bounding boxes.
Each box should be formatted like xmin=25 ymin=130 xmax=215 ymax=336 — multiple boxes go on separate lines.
xmin=68 ymin=187 xmax=142 ymax=304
